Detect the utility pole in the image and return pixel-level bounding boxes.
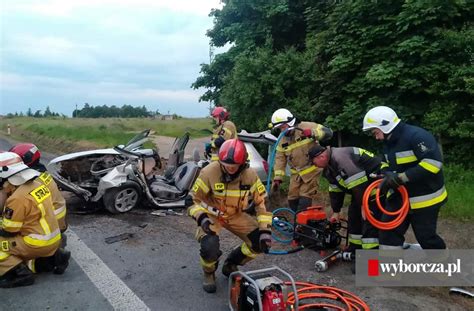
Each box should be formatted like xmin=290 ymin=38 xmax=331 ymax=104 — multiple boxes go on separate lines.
xmin=209 ymin=44 xmax=215 ymax=114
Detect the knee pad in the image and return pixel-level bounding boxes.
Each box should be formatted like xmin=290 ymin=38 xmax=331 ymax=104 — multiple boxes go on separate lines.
xmin=200 ymin=234 xmax=222 ymax=261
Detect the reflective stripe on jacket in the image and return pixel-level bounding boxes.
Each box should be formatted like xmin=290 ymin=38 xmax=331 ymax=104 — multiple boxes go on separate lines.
xmin=210 ymin=120 xmax=237 ymax=160
xmin=274 ymin=121 xmax=332 ymax=183
xmin=323 ymin=147 xmax=384 ymax=213
xmin=2 ymin=179 xmax=61 ymax=248
xmin=383 ymin=122 xmax=447 ymax=209
xmin=188 ymin=161 xmax=271 ymax=232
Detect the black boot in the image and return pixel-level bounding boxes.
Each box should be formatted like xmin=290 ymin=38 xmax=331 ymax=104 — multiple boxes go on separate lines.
xmin=53 ymin=248 xmax=71 ymax=275
xmin=0 ymin=263 xmax=35 ymax=288
xmin=221 ymin=260 xmax=238 ymax=278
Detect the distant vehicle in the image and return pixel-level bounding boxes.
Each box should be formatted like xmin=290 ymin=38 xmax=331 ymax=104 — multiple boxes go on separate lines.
xmin=47 ymin=130 xmax=198 ymax=214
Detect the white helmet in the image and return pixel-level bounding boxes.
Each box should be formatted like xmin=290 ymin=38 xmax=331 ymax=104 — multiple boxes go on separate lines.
xmin=362 ymin=106 xmax=400 ymax=134
xmin=271 ymin=108 xmax=296 ymax=128
xmin=0 ymin=152 xmax=39 ymax=186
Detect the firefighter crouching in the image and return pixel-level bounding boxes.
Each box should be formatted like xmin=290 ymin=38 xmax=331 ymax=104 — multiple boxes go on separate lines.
xmin=205 ymin=106 xmax=237 ymax=161
xmin=10 ymin=143 xmax=68 ymax=243
xmin=308 ymin=145 xmax=387 ymax=271
xmin=188 ymin=139 xmax=272 ymax=293
xmin=270 ymin=108 xmax=333 ymax=212
xmin=363 ymin=106 xmax=446 ymax=250
xmin=0 ymin=152 xmax=70 ymax=288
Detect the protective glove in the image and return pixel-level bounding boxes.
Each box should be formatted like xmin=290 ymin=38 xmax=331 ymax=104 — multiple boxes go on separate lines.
xmin=379 ymin=171 xmax=403 ymax=195
xmin=204 ymin=143 xmax=212 ymax=157
xmin=259 ymin=231 xmax=272 ymax=254
xmin=213 ymin=136 xmax=225 ymax=148
xmin=199 ymin=216 xmax=215 ymax=235
xmin=272 ymin=179 xmax=282 ymax=191
xmin=301 ymin=128 xmax=314 ymax=138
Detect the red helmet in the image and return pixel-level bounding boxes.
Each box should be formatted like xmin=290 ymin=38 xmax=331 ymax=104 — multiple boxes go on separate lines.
xmin=218 ymin=139 xmax=247 ymax=165
xmin=9 ymin=143 xmax=41 ymax=167
xmin=211 ymin=107 xmax=230 ymax=122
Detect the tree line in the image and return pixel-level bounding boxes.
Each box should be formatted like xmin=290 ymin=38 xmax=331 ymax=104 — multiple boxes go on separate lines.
xmin=193 ymin=0 xmax=473 ymax=167
xmin=6 ymin=107 xmax=65 ymax=118
xmin=72 ymin=104 xmax=156 ymax=118
xmin=5 ymin=104 xmax=165 ymax=119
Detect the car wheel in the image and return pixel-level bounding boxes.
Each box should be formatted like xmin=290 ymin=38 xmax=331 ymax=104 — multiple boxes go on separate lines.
xmin=103 ymin=182 xmax=141 ymax=214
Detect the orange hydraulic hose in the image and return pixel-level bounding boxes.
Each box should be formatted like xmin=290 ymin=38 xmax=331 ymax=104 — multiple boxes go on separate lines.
xmin=285 ymin=281 xmax=370 ymax=311
xmin=362 ymin=179 xmax=410 ymax=230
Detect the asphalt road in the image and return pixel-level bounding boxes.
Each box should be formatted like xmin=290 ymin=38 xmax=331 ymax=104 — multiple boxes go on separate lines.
xmin=0 ymin=136 xmax=471 ymax=311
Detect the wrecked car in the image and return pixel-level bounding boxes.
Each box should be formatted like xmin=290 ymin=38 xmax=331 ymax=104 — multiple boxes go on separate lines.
xmin=47 ymin=130 xmax=199 ymax=214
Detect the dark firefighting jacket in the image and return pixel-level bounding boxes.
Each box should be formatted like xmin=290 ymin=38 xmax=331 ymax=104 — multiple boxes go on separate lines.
xmin=384 ymin=122 xmax=447 ymax=209
xmin=324 ymin=147 xmax=386 ymax=213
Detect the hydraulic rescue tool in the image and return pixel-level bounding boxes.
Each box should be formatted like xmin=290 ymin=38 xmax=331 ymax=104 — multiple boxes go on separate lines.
xmin=293 ymin=206 xmax=348 ymax=250
xmin=314 ymin=249 xmax=355 ymax=272
xmin=228 ymin=266 xmax=298 ymax=311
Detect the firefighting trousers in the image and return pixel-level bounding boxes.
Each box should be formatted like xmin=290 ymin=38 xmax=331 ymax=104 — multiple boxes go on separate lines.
xmin=195 ymin=212 xmax=261 ymax=273
xmin=348 ymin=199 xmax=380 ymax=250
xmin=379 ymin=194 xmax=446 ymax=249
xmin=288 ymin=169 xmax=321 ymax=203
xmin=0 ymin=235 xmax=60 ymax=276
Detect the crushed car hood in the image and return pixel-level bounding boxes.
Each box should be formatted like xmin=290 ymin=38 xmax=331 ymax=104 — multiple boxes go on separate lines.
xmin=48 ymin=149 xmax=121 ymax=164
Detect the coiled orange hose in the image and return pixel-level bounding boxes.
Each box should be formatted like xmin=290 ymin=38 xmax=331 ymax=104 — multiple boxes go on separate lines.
xmin=285 ymin=281 xmax=370 ymax=310
xmin=362 ymin=179 xmax=410 ymax=230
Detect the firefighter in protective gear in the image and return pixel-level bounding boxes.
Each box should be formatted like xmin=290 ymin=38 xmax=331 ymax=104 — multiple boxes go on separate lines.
xmin=308 ymin=145 xmax=387 ymax=254
xmin=188 ymin=139 xmax=272 ymax=293
xmin=363 ymin=106 xmax=446 ymax=249
xmin=0 ymin=152 xmax=69 ymax=288
xmin=270 ymin=108 xmax=333 ymax=212
xmin=206 ymin=106 xmax=237 ymax=161
xmin=10 ymin=143 xmax=68 ymax=235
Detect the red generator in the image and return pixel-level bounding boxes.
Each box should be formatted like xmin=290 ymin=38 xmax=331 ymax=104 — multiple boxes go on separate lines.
xmin=228 ymin=266 xmax=298 ymax=311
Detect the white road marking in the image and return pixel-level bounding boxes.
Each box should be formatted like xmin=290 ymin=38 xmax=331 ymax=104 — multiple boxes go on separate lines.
xmin=67 ymin=229 xmax=150 ymax=311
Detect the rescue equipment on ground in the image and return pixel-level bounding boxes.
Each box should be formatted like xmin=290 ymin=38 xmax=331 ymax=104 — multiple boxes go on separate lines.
xmin=228 ymin=266 xmax=370 ymax=310
xmin=286 ymin=281 xmax=370 ymax=310
xmin=270 ymin=206 xmax=348 ymax=256
xmin=229 ymin=266 xmax=298 ymax=311
xmin=314 ymin=249 xmax=354 ymax=272
xmin=362 ymin=179 xmax=409 ymax=230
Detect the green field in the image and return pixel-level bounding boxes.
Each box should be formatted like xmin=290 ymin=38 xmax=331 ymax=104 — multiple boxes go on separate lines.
xmin=0 ymin=117 xmax=212 ymax=149
xmin=0 ymin=116 xmax=472 ymax=220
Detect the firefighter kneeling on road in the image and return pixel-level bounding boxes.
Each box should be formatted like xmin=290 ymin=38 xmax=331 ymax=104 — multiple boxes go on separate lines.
xmin=0 ymin=152 xmax=70 ymax=288
xmin=188 ymin=139 xmax=272 ymax=293
xmin=10 ymin=143 xmax=68 ymax=246
xmin=308 ymin=145 xmax=387 ymax=272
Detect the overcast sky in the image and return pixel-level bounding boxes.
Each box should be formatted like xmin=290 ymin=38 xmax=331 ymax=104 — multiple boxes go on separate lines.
xmin=0 ymin=0 xmax=223 ymax=117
